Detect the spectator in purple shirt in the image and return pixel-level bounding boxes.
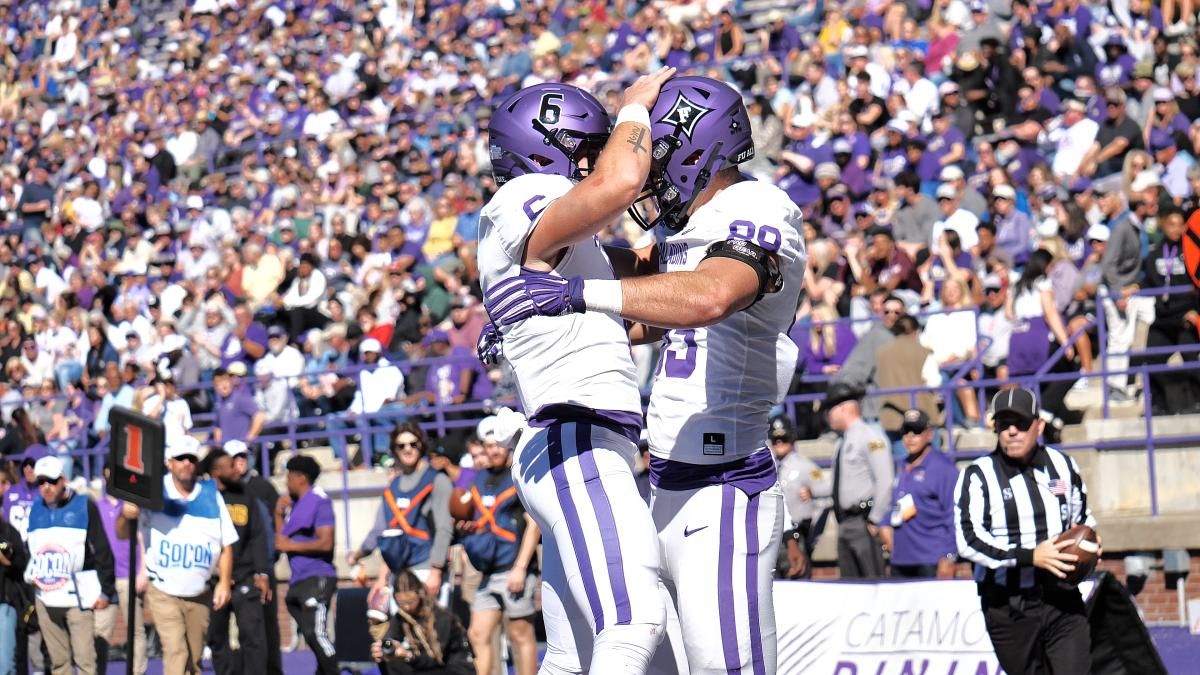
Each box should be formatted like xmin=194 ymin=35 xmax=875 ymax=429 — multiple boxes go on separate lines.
xmin=1 ymin=446 xmax=47 ymax=540
xmin=220 ymin=302 xmax=268 ymax=369
xmin=918 ymin=110 xmax=967 ymax=183
xmin=991 ymin=184 xmax=1034 ymax=266
xmin=1096 ymin=35 xmax=1135 ymax=89
xmin=211 ymin=367 xmax=265 ymax=446
xmin=878 ymin=120 xmax=912 ymax=179
xmin=275 ymin=455 xmax=337 ymax=675
xmin=794 ymin=304 xmax=858 ymax=378
xmin=879 ymin=410 xmax=959 ymax=578
xmin=757 ymin=10 xmax=804 ymax=73
xmin=777 ymin=113 xmax=832 ymax=208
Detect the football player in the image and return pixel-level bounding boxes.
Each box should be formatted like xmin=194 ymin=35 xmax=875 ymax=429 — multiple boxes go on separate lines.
xmin=485 ymin=76 xmax=806 ymax=674
xmin=477 ymin=69 xmax=676 ymax=674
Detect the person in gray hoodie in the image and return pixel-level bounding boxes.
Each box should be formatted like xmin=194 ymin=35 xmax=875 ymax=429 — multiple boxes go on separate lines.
xmin=1097 ymin=177 xmax=1155 ymax=399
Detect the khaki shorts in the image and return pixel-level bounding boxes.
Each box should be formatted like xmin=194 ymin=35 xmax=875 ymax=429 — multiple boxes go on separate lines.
xmin=470 ymin=569 xmax=537 ymax=619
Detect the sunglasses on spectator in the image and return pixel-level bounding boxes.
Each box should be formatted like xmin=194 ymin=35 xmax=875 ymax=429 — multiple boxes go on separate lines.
xmin=36 ymin=477 xmax=60 ymax=486
xmin=995 ymin=416 xmax=1035 ymax=431
xmin=394 ymin=441 xmax=420 ymax=450
xmin=172 ymin=454 xmax=199 ymax=465
xmin=883 ymin=308 xmax=904 ymax=316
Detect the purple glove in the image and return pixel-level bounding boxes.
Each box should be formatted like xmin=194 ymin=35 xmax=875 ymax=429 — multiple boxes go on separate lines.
xmin=477 ymin=321 xmax=503 ymax=366
xmin=484 ymin=268 xmax=586 ymax=328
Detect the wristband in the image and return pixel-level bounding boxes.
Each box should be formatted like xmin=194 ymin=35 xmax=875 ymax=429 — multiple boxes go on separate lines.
xmin=616 ymin=104 xmax=651 ymax=129
xmin=582 ymin=279 xmax=624 ymax=316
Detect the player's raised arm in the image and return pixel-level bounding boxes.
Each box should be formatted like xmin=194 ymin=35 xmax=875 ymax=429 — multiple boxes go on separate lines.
xmin=521 ymin=67 xmax=675 ymax=268
xmin=482 ymin=75 xmax=807 ymax=331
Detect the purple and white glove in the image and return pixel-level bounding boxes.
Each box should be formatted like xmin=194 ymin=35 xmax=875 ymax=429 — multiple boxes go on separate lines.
xmin=484 ymin=268 xmax=586 ymax=328
xmin=477 ymin=321 xmax=503 ymax=366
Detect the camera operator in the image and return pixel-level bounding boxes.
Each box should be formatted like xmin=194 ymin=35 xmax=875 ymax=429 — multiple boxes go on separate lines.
xmin=370 ymin=569 xmax=472 ymax=675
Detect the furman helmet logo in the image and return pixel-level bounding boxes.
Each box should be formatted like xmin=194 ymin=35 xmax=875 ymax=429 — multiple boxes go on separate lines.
xmin=658 ymin=94 xmax=713 ymax=139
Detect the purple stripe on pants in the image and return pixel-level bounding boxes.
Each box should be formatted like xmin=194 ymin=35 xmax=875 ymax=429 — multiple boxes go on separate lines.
xmin=718 ymin=484 xmax=741 ymax=674
xmin=547 ymin=424 xmax=607 ymax=632
xmin=744 ymin=493 xmax=765 ymax=675
xmin=574 ymin=423 xmax=633 ymax=625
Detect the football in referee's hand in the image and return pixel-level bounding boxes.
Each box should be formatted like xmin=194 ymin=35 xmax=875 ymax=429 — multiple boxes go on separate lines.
xmin=1055 ymin=525 xmax=1100 ymax=585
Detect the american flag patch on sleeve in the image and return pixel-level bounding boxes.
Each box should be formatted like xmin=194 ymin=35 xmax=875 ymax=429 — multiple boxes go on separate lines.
xmin=1047 ymin=479 xmax=1069 ymax=496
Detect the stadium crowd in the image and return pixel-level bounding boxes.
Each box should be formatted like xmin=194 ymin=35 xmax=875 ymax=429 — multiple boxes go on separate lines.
xmin=0 ymin=0 xmax=1196 ymax=671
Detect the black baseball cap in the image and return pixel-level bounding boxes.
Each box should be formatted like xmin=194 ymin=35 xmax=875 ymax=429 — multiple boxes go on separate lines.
xmin=768 ymin=415 xmax=795 ymax=441
xmin=822 ymin=383 xmax=864 ymax=411
xmin=285 ymin=454 xmax=321 ymax=483
xmin=991 ymin=387 xmax=1038 ymax=420
xmin=900 ymin=409 xmax=931 ymax=434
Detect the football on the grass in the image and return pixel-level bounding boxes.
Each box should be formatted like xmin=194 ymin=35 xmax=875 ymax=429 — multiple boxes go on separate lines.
xmin=1055 ymin=524 xmax=1100 ymax=585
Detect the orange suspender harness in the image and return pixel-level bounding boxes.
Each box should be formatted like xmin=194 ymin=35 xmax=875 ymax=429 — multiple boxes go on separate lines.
xmin=469 ymin=485 xmax=519 ymax=543
xmin=383 ymin=483 xmax=434 ymax=541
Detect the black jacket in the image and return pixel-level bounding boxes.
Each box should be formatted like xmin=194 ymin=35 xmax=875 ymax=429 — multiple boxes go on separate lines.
xmin=0 ymin=517 xmax=29 ymax=609
xmin=243 ymin=473 xmax=280 ymax=523
xmin=242 ymin=472 xmax=280 ymax=567
xmin=218 ymin=483 xmax=271 ymax=584
xmin=382 ymin=607 xmax=473 ymax=675
xmin=1142 ymin=238 xmax=1200 ymax=326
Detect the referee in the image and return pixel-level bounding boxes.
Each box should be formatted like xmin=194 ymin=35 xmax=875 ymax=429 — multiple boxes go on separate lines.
xmin=955 ymin=387 xmax=1099 ymax=675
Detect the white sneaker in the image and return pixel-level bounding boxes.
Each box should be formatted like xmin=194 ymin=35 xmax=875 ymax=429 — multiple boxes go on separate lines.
xmin=1071 ymin=377 xmax=1089 ymax=392
xmin=1167 ymin=21 xmax=1191 ymax=37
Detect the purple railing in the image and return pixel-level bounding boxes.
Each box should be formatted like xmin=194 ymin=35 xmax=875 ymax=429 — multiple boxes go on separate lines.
xmin=23 ymin=284 xmax=1200 ymax=531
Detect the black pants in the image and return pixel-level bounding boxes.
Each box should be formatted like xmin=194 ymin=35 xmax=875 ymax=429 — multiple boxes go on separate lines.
xmin=981 ymin=587 xmax=1091 ymax=675
xmin=209 ymin=579 xmax=271 ymax=675
xmin=836 ymin=515 xmax=885 ymax=579
xmin=891 ymin=564 xmax=938 ymax=579
xmin=1040 ymin=341 xmax=1083 ymax=427
xmin=280 ymin=307 xmax=327 ymax=340
xmin=285 ymin=576 xmax=338 ymax=675
xmin=264 ymin=581 xmax=283 ymax=675
xmin=1145 ymin=321 xmax=1200 ymax=414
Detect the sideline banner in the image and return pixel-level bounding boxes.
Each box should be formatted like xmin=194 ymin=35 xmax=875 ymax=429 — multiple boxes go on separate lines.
xmin=775 ymin=579 xmax=1097 ymax=674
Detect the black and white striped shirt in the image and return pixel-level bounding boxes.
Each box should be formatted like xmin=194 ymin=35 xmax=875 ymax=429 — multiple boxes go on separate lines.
xmin=954 ymin=444 xmax=1096 ymax=589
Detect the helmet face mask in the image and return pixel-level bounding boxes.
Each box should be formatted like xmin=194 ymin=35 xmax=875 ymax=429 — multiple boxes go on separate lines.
xmin=629 ymin=135 xmax=724 ymax=232
xmin=489 ymin=84 xmax=611 ymax=185
xmin=630 ymin=77 xmax=756 ymax=233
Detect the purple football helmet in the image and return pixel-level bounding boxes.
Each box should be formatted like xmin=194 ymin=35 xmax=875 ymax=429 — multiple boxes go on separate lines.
xmin=488 ymin=83 xmax=611 ymax=185
xmin=631 ymin=76 xmax=755 ymax=231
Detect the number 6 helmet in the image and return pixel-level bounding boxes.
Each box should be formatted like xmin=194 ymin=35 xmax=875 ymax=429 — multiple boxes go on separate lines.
xmin=631 ymin=76 xmax=755 ymax=232
xmin=488 ymin=83 xmax=612 ymax=185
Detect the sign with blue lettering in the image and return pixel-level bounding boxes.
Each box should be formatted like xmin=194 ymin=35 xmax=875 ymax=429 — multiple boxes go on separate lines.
xmin=108 ymin=407 xmax=164 ymax=512
xmin=158 ymin=540 xmax=215 ymax=570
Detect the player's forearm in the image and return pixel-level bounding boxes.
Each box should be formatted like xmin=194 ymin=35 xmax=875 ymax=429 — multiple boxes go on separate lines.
xmin=219 ymin=546 xmax=233 ymax=587
xmin=587 ymin=257 xmax=760 ymax=329
xmin=615 ymin=270 xmax=755 ymax=328
xmin=524 ymin=118 xmax=652 ymax=263
xmin=513 ymin=516 xmax=540 ymax=571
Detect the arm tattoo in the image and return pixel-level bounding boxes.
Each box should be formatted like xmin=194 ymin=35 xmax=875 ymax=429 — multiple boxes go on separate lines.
xmin=626 ymin=126 xmax=647 ymax=154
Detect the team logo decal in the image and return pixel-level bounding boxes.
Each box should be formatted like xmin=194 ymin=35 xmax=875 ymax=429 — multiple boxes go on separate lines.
xmin=30 ymin=543 xmax=73 ymax=591
xmin=658 ymin=94 xmax=712 ymax=139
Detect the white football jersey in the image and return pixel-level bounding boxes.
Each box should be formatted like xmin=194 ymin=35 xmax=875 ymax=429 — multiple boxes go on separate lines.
xmin=647 ymin=180 xmax=806 ymax=464
xmin=479 ymin=173 xmax=642 ymax=418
